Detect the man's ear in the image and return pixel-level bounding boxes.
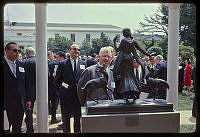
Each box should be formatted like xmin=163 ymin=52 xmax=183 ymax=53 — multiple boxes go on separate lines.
xmin=97 ymin=55 xmax=100 ymax=60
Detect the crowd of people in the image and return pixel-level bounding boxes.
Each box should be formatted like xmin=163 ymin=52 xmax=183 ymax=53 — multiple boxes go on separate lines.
xmin=3 ymin=41 xmax=196 ymax=133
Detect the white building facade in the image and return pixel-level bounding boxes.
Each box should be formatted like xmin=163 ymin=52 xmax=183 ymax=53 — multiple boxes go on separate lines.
xmin=4 ymin=22 xmax=123 ymax=49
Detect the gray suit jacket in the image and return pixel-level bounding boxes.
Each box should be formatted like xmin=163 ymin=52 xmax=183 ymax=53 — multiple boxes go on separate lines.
xmin=77 ymin=64 xmax=114 ymax=106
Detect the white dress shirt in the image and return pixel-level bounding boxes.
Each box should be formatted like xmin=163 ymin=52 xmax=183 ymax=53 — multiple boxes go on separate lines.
xmin=70 ymin=57 xmax=78 ymax=71
xmin=134 ymin=65 xmax=142 ymax=81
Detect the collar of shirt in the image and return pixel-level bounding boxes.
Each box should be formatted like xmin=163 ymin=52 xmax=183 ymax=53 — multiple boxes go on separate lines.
xmin=4 ymin=56 xmax=16 ymax=74
xmin=151 ymin=64 xmax=155 ymax=68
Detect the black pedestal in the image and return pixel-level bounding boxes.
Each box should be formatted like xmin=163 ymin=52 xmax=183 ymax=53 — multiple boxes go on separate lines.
xmin=86 ymin=99 xmax=173 ymax=115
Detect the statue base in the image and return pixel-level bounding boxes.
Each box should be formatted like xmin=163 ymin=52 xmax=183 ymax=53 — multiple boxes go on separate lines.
xmin=81 ymin=99 xmax=180 ymax=133
xmin=86 ymin=99 xmax=173 ymax=115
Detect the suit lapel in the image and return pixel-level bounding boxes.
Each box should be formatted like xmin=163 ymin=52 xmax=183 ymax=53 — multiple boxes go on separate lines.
xmin=4 ymin=57 xmax=16 ymax=79
xmin=15 ymin=61 xmax=19 ymax=78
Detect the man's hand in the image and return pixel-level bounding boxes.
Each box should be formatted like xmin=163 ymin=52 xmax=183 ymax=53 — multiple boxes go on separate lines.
xmin=53 ymin=73 xmax=56 ymax=78
xmin=26 ymin=101 xmax=32 ymax=110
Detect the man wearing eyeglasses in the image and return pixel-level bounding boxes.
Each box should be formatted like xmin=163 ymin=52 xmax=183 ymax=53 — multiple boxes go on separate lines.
xmin=55 ymin=44 xmax=86 ymax=133
xmin=3 ymin=42 xmax=25 ymax=133
xmin=77 ymin=47 xmax=115 ymax=106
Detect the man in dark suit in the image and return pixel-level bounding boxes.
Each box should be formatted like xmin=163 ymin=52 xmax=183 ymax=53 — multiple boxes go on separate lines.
xmin=86 ymin=53 xmax=98 ymax=67
xmin=24 ymin=47 xmax=36 ymax=133
xmin=146 ymin=56 xmax=156 ymax=78
xmin=54 ymin=51 xmax=66 ymax=130
xmin=192 ymin=58 xmax=196 ymax=118
xmin=55 ymin=44 xmax=86 ymax=133
xmin=178 ymin=57 xmax=186 ymax=93
xmin=153 ymin=55 xmax=167 ymax=99
xmin=4 ymin=42 xmax=25 ymax=133
xmin=47 ymin=51 xmax=60 ymax=124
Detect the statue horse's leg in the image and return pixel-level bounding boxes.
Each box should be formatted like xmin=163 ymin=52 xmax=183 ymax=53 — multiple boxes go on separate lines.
xmin=88 ymin=96 xmax=99 ymax=103
xmin=87 ymin=90 xmax=99 ymax=103
xmin=106 ymin=87 xmax=114 ymax=101
xmin=103 ymin=87 xmax=112 ymax=101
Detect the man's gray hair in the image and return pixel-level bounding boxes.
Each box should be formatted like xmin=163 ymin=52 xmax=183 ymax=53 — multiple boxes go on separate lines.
xmin=26 ymin=47 xmax=35 ymax=56
xmin=99 ymin=47 xmax=112 ymax=56
xmin=107 ymin=46 xmax=114 ymax=52
xmin=155 ymin=55 xmax=163 ymax=60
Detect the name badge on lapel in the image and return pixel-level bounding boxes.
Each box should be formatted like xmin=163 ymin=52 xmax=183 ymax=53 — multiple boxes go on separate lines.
xmin=19 ymin=67 xmax=25 ymax=72
xmin=80 ymin=65 xmax=85 ymax=69
xmin=62 ymin=82 xmax=69 ymax=89
xmin=111 ymin=82 xmax=115 ymax=88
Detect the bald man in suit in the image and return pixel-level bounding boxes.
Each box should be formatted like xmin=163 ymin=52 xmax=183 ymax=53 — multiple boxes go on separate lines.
xmin=55 ymin=44 xmax=86 ymax=133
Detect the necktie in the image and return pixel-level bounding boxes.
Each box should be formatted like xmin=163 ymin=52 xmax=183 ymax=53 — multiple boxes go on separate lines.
xmin=12 ymin=63 xmax=16 ymax=77
xmin=74 ymin=60 xmax=77 ymax=76
xmin=136 ymin=68 xmax=139 ymax=81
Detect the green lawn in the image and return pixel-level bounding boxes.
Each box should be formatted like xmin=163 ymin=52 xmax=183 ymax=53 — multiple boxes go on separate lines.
xmin=178 ymin=86 xmax=196 ymax=133
xmin=178 ymin=87 xmax=195 ymax=111
xmin=180 ymin=125 xmax=196 ymax=133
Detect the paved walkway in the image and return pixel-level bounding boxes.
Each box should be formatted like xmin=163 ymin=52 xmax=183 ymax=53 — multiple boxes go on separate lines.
xmin=21 ymin=109 xmax=196 ymax=133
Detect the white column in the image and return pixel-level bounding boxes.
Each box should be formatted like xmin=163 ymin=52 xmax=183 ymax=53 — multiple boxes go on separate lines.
xmin=35 ymin=3 xmax=48 ymax=133
xmin=167 ymin=3 xmax=180 ymax=111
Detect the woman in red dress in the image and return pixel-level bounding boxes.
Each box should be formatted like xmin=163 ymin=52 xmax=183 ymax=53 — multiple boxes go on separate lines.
xmin=183 ymin=59 xmax=192 ymax=95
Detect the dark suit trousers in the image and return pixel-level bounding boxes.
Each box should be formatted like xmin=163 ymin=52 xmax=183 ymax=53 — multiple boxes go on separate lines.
xmin=63 ymin=113 xmax=80 ymax=133
xmin=25 ymin=100 xmax=35 ymax=133
xmin=48 ymin=94 xmax=59 ymax=120
xmin=178 ymin=79 xmax=184 ymax=93
xmin=192 ymin=95 xmax=197 ymax=117
xmin=8 ymin=107 xmax=24 ymax=133
xmin=60 ymin=98 xmax=65 ymax=123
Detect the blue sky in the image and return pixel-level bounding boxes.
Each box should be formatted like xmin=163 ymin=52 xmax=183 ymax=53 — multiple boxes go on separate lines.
xmin=4 ymin=3 xmax=161 ymax=32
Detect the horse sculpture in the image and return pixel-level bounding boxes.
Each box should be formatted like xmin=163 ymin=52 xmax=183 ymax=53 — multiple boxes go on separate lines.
xmin=141 ymin=77 xmax=169 ymax=100
xmin=81 ymin=64 xmax=113 ymax=103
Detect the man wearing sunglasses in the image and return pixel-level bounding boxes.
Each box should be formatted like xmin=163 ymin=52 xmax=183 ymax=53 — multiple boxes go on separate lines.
xmin=3 ymin=42 xmax=25 ymax=133
xmin=55 ymin=44 xmax=86 ymax=133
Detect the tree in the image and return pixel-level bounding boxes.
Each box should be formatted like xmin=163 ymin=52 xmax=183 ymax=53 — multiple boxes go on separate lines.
xmin=179 ymin=4 xmax=196 ymax=50
xmin=147 ymin=46 xmax=163 ymax=57
xmin=136 ymin=4 xmax=196 ymax=49
xmin=81 ymin=39 xmax=92 ymax=56
xmin=154 ymin=36 xmax=168 ymax=60
xmin=179 ymin=45 xmax=194 ymax=64
xmin=136 ymin=4 xmax=168 ymax=35
xmin=140 ymin=39 xmax=154 ymax=50
xmin=91 ymin=32 xmax=113 ymax=54
xmin=47 ymin=35 xmax=73 ymax=53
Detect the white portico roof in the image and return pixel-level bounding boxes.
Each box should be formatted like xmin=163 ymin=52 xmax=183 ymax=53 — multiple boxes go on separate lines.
xmin=4 ymin=22 xmax=122 ymax=32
